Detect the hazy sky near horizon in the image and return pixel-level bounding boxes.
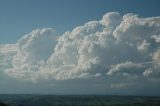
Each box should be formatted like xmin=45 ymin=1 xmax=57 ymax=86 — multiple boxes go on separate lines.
xmin=0 ymin=0 xmax=160 ymax=95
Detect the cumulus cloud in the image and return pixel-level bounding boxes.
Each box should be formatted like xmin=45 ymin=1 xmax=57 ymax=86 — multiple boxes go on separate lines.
xmin=106 ymin=61 xmax=144 ymax=76
xmin=0 ymin=44 xmax=17 ymax=78
xmin=137 ymin=40 xmax=150 ymax=53
xmin=1 ymin=12 xmax=160 ymax=85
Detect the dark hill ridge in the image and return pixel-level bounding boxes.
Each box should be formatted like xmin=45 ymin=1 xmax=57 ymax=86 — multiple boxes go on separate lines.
xmin=0 ymin=102 xmax=10 ymax=106
xmin=0 ymin=95 xmax=160 ymax=106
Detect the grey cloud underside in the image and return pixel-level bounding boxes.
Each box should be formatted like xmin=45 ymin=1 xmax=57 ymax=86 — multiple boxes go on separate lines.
xmin=0 ymin=12 xmax=160 ymax=84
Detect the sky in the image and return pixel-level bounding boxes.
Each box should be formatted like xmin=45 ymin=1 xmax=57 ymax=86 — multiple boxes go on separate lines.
xmin=1 ymin=0 xmax=160 ymax=44
xmin=0 ymin=0 xmax=160 ymax=95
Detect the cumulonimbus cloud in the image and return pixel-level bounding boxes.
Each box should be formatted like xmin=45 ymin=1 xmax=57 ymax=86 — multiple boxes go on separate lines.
xmin=0 ymin=12 xmax=160 ymax=83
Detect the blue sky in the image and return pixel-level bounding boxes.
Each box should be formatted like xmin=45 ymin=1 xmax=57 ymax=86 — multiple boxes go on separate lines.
xmin=0 ymin=0 xmax=160 ymax=44
xmin=0 ymin=0 xmax=160 ymax=95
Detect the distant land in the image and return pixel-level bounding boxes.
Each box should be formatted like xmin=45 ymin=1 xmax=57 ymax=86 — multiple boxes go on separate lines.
xmin=0 ymin=94 xmax=160 ymax=106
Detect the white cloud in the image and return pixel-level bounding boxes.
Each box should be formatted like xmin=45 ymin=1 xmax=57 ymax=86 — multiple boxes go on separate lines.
xmin=101 ymin=12 xmax=121 ymax=28
xmin=151 ymin=35 xmax=160 ymax=43
xmin=106 ymin=61 xmax=143 ymax=76
xmin=1 ymin=12 xmax=160 ymax=85
xmin=143 ymin=69 xmax=152 ymax=77
xmin=152 ymin=49 xmax=160 ymax=61
xmin=0 ymin=44 xmax=17 ymax=78
xmin=17 ymin=28 xmax=57 ymax=63
xmin=137 ymin=40 xmax=150 ymax=53
xmin=2 ymin=28 xmax=58 ymax=81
